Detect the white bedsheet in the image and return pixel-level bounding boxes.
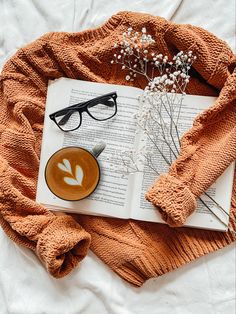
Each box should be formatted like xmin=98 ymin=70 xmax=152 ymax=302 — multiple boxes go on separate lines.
xmin=0 ymin=1 xmax=235 ymax=313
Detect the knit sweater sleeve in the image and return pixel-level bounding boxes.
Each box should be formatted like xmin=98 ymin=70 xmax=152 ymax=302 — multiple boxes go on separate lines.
xmin=146 ymin=24 xmax=236 ymax=227
xmin=0 ymin=39 xmax=91 ymax=278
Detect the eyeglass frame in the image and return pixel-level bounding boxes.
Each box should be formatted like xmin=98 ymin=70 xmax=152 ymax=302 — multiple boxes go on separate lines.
xmin=49 ymin=91 xmax=118 ymax=132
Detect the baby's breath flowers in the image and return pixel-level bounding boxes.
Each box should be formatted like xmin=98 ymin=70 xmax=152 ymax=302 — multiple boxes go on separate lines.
xmin=110 ymin=26 xmax=197 ymax=173
xmin=111 ymin=26 xmax=155 ymax=82
xmin=111 ymin=26 xmax=196 ymax=89
xmin=108 ymin=26 xmax=236 ymax=231
xmin=144 ymin=51 xmax=196 ymax=96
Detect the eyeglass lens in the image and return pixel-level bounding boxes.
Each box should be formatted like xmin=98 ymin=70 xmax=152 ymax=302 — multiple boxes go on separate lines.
xmin=55 ymin=110 xmax=81 ymax=131
xmin=87 ymin=97 xmax=116 ymax=121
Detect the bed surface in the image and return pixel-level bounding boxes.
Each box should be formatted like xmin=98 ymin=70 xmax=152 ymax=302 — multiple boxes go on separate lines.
xmin=0 ymin=1 xmax=235 ymax=313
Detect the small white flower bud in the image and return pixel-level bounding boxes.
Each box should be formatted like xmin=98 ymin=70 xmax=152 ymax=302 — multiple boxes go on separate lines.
xmin=126 ymin=75 xmax=131 ymax=81
xmin=142 ymin=27 xmax=147 ymax=33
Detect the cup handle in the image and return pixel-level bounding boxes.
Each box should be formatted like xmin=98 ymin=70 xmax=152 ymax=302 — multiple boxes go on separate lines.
xmin=91 ymin=141 xmax=106 ymax=158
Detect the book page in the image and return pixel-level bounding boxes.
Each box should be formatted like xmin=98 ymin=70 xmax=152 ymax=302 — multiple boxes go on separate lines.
xmin=130 ymin=94 xmax=234 ymax=231
xmin=36 ymin=78 xmax=142 ymax=218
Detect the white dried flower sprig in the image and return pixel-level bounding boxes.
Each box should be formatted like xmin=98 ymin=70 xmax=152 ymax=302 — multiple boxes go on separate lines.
xmin=109 ymin=26 xmax=195 ymax=172
xmin=106 ymin=146 xmax=152 ymax=176
xmin=108 ymin=144 xmax=169 ymax=184
xmin=144 ymin=50 xmax=196 ymax=96
xmin=109 ymin=26 xmax=236 ymax=232
xmin=111 ymin=26 xmax=196 ymax=91
xmin=111 ymin=26 xmax=155 ymax=82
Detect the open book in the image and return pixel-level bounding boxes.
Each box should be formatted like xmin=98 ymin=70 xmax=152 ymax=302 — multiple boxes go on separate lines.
xmin=36 ymin=78 xmax=234 ymax=231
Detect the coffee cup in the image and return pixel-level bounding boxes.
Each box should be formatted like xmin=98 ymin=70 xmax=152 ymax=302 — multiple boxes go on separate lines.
xmin=45 ymin=142 xmax=105 ymax=201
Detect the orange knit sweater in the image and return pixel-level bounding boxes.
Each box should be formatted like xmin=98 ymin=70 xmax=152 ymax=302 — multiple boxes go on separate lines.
xmin=0 ymin=11 xmax=235 ymax=287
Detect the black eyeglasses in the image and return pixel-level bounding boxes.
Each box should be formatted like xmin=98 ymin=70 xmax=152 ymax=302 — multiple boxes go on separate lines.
xmin=49 ymin=92 xmax=117 ymax=132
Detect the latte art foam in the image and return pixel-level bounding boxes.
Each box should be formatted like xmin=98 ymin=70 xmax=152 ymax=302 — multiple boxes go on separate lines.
xmin=45 ymin=147 xmax=100 ymax=201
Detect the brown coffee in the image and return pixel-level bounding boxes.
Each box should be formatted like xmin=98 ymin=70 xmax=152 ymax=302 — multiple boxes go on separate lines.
xmin=45 ymin=147 xmax=100 ymax=201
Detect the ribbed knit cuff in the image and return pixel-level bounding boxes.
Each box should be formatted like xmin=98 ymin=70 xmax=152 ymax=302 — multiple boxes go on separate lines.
xmin=145 ymin=174 xmax=197 ymax=227
xmin=36 ymin=216 xmax=91 ymax=278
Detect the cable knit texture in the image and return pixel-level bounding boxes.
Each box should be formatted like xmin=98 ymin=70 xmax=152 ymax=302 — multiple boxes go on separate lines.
xmin=0 ymin=11 xmax=235 ymax=286
xmin=147 ymin=175 xmax=197 ymax=227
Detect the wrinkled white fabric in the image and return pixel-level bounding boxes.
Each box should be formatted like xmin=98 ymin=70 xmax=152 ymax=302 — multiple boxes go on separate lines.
xmin=0 ymin=1 xmax=235 ymax=313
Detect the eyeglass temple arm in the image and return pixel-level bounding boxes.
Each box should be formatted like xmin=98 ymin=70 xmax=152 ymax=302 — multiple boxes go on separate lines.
xmin=57 ymin=110 xmax=74 ymax=126
xmin=71 ymin=92 xmax=117 ymax=110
